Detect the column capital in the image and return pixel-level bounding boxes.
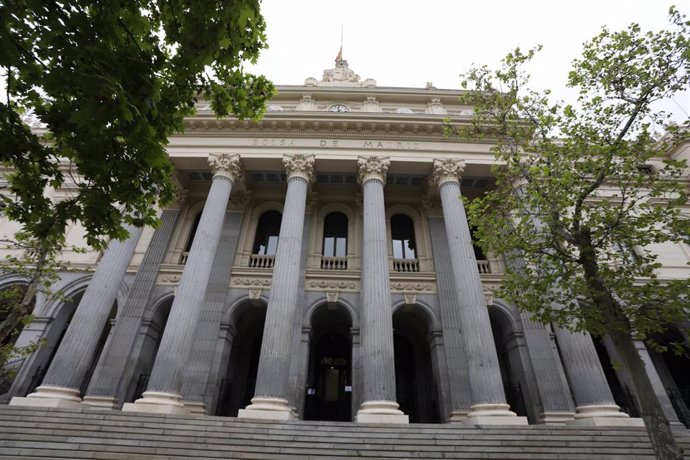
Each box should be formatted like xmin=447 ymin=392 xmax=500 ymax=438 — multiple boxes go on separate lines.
xmin=208 ymin=153 xmax=243 ymax=181
xmin=283 ymin=154 xmax=315 ymax=182
xmin=357 ymin=156 xmax=390 ymax=184
xmin=431 ymin=158 xmax=465 ymax=187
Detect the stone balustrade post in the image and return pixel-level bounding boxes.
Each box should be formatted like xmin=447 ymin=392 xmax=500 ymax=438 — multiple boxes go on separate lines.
xmin=238 ymin=154 xmax=314 ymax=421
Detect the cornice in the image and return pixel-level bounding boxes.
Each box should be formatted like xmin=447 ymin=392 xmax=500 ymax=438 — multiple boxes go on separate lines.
xmin=179 ymin=114 xmax=483 ymax=143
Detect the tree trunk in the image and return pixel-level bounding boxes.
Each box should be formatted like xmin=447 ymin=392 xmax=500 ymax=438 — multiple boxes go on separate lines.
xmin=607 ymin=328 xmax=683 ymax=460
xmin=576 ymin=232 xmax=682 ymax=460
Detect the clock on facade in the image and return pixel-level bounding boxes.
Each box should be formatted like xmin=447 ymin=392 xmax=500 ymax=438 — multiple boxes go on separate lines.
xmin=328 ymin=104 xmax=350 ymax=112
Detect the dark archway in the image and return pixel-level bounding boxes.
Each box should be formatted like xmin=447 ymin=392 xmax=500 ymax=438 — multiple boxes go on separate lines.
xmin=393 ymin=306 xmax=440 ymax=423
xmin=648 ymin=327 xmax=690 ymax=427
xmin=304 ymin=303 xmax=352 ymax=421
xmin=592 ymin=336 xmax=639 ymax=417
xmin=488 ymin=307 xmax=529 ymax=418
xmin=216 ymin=302 xmax=266 ymax=416
xmin=126 ymin=297 xmax=173 ymax=402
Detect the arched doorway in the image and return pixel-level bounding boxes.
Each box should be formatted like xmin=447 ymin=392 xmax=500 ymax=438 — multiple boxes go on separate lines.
xmin=393 ymin=306 xmax=440 ymax=423
xmin=488 ymin=307 xmax=529 ymax=419
xmin=0 ymin=283 xmax=34 ymax=394
xmin=126 ymin=297 xmax=173 ymax=402
xmin=216 ymin=301 xmax=266 ymax=416
xmin=304 ymin=303 xmax=352 ymax=421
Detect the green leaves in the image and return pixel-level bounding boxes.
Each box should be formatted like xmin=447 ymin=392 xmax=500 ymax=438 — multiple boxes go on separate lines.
xmin=0 ymin=0 xmax=274 ymax=252
xmin=456 ymin=9 xmax=690 ymax=340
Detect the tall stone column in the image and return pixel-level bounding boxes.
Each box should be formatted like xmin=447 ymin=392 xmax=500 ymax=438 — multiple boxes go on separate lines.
xmin=554 ymin=327 xmax=640 ymax=425
xmin=238 ymin=154 xmax=314 ymax=421
xmin=431 ymin=158 xmax=525 ymax=425
xmin=123 ymin=153 xmax=241 ymax=414
xmin=10 ymin=225 xmax=143 ymax=409
xmin=81 ymin=206 xmax=182 ymax=408
xmin=354 ymin=156 xmax=408 ymax=424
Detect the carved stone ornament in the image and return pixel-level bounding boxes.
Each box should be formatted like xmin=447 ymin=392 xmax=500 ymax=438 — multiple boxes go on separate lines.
xmin=248 ymin=288 xmax=262 ymax=300
xmin=283 ymin=154 xmax=315 ymax=182
xmin=308 ymin=280 xmax=357 ymax=291
xmin=229 ymin=191 xmax=252 ymax=210
xmin=390 ymin=282 xmax=434 ymax=292
xmin=208 ymin=153 xmax=243 ymax=181
xmin=357 ymin=156 xmax=390 ymax=184
xmin=403 ymin=292 xmax=417 ymax=305
xmin=431 ymin=158 xmax=466 ymax=187
xmin=326 ymin=290 xmax=339 ymax=303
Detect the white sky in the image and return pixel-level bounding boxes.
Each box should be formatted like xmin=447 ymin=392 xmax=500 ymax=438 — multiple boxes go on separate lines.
xmin=248 ymin=0 xmax=690 ymax=122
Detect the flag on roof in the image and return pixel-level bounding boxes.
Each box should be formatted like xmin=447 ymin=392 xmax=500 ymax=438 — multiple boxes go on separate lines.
xmin=335 ymin=46 xmax=342 ymax=63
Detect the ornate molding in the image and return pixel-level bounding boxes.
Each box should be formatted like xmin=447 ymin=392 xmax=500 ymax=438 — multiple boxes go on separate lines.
xmin=158 ymin=273 xmax=181 ymax=285
xmin=248 ymin=288 xmax=263 ymax=300
xmin=208 ymin=153 xmax=243 ymax=181
xmin=357 ymin=156 xmax=390 ymax=184
xmin=421 ymin=194 xmax=442 ymax=216
xmin=305 ymin=193 xmax=319 ymax=215
xmin=431 ymin=158 xmax=465 ymax=187
xmin=390 ymin=282 xmax=434 ymax=293
xmin=308 ymin=280 xmax=358 ymax=291
xmin=283 ymin=154 xmax=315 ymax=182
xmin=232 ymin=277 xmax=272 ymax=288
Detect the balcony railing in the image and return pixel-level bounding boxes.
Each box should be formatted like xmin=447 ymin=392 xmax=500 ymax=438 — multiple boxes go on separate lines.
xmin=393 ymin=258 xmax=420 ymax=272
xmin=477 ymin=259 xmax=492 ymax=274
xmin=249 ymin=254 xmax=275 ymax=269
xmin=321 ymin=256 xmax=348 ymax=270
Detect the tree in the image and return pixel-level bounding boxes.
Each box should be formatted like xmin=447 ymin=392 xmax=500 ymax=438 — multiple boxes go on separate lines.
xmin=450 ymin=8 xmax=690 ymax=460
xmin=0 ymin=2 xmax=273 ymax=346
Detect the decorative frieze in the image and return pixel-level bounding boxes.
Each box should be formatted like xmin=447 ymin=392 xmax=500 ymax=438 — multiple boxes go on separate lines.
xmin=390 ymin=282 xmax=435 ymax=293
xmin=307 ymin=280 xmax=358 ymax=291
xmin=232 ymin=277 xmax=272 ymax=288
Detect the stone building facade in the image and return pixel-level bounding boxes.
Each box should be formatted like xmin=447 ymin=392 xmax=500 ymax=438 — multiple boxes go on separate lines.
xmin=3 ymin=60 xmax=690 ymax=427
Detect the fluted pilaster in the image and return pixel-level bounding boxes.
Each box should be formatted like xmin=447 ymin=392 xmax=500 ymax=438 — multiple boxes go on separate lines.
xmin=10 ymin=225 xmax=143 ymax=409
xmin=354 ymin=156 xmax=408 ymax=424
xmin=431 ymin=158 xmax=524 ymax=425
xmin=238 ymin=154 xmax=314 ymax=421
xmin=123 ymin=154 xmax=241 ymax=414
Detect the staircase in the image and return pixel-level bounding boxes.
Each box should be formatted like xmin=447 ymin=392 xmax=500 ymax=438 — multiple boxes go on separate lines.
xmin=1 ymin=406 xmax=689 ymax=459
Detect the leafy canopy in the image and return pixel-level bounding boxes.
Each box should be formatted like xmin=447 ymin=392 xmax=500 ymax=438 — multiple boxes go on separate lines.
xmin=454 ymin=7 xmax=690 ymax=342
xmin=0 ymin=0 xmax=274 ymax=251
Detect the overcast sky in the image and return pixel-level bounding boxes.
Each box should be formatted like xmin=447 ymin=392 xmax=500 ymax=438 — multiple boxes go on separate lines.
xmin=248 ymin=0 xmax=689 ymax=122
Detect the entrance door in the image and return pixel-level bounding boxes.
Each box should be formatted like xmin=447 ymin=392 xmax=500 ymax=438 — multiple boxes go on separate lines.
xmin=304 ymin=304 xmax=352 ymax=421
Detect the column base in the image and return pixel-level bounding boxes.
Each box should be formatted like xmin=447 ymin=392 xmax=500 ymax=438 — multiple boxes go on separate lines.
xmin=355 ymin=400 xmax=409 ymax=424
xmin=464 ymin=403 xmax=528 ymax=426
xmin=447 ymin=410 xmax=469 ymax=423
xmin=10 ymin=385 xmax=82 ymax=410
xmin=121 ymin=391 xmax=189 ymax=415
xmin=571 ymin=405 xmax=643 ymax=426
xmin=82 ymin=396 xmax=119 ymax=410
xmin=184 ymin=401 xmax=207 ymax=415
xmin=538 ymin=411 xmax=576 ymax=425
xmin=237 ymin=397 xmax=295 ymax=421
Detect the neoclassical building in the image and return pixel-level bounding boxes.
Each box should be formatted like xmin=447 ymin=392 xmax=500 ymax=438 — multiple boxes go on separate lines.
xmin=3 ymin=60 xmax=690 ymax=427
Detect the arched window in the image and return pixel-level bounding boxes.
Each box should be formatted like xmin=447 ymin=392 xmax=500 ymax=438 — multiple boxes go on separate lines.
xmin=322 ymin=212 xmax=347 ymax=257
xmin=252 ymin=211 xmax=282 ymax=256
xmin=391 ymin=214 xmax=417 ymax=259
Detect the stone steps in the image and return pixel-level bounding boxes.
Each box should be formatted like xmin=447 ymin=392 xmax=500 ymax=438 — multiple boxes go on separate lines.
xmin=0 ymin=406 xmax=688 ymax=459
